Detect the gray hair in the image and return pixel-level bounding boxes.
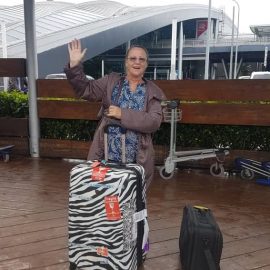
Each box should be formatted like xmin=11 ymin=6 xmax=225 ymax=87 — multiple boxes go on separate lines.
xmin=125 ymin=45 xmax=149 ymax=62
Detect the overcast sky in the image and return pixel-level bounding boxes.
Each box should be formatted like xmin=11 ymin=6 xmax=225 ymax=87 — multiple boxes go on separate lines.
xmin=3 ymin=0 xmax=270 ymax=34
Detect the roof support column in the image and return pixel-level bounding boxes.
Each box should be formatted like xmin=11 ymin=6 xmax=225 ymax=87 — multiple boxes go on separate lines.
xmin=229 ymin=6 xmax=235 ymax=79
xmin=126 ymin=41 xmax=131 ymax=52
xmin=215 ymin=18 xmax=219 ymax=40
xmin=211 ymin=63 xmax=217 ymax=79
xmin=204 ymin=0 xmax=211 ymax=79
xmin=101 ymin=59 xmax=105 ymax=77
xmin=237 ymin=57 xmax=243 ymax=75
xmin=1 ymin=21 xmax=8 ymax=91
xmin=178 ymin=21 xmax=184 ymax=80
xmin=170 ymin=18 xmax=177 ymax=80
xmin=221 ymin=58 xmax=228 ymax=79
xmin=154 ymin=67 xmax=157 ymax=80
xmin=24 ymin=0 xmax=40 ymax=157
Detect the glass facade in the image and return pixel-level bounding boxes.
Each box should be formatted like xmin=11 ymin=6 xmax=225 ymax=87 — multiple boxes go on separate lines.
xmin=83 ymin=19 xmax=269 ymax=80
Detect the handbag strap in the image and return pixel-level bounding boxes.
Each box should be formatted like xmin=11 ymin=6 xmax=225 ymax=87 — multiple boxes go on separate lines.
xmin=113 ymin=76 xmax=125 ymax=106
xmin=97 ymin=76 xmax=125 ymax=119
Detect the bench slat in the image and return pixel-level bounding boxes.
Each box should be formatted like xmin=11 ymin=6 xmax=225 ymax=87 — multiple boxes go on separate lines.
xmin=37 ymin=79 xmax=270 ymax=101
xmin=37 ymin=80 xmax=76 ymax=98
xmin=38 ymin=100 xmax=101 ymax=120
xmin=179 ymin=103 xmax=270 ymax=126
xmin=0 ymin=59 xmax=27 ymax=77
xmin=0 ymin=118 xmax=29 ymax=137
xmin=38 ymin=101 xmax=270 ymax=126
xmin=155 ymin=80 xmax=270 ymax=101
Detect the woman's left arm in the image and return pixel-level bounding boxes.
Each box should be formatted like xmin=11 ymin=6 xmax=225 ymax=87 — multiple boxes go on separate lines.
xmin=120 ymin=97 xmax=163 ymax=133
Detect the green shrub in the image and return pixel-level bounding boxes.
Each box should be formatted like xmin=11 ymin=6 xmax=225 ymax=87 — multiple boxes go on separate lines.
xmin=1 ymin=91 xmax=269 ymax=151
xmin=153 ymin=123 xmax=270 ymax=151
xmin=40 ymin=119 xmax=98 ymax=141
xmin=0 ymin=90 xmax=28 ymax=117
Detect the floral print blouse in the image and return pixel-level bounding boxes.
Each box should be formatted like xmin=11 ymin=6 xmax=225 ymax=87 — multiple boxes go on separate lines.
xmin=108 ymin=78 xmax=146 ymax=163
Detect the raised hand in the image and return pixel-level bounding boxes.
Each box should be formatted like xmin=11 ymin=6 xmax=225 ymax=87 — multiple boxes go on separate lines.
xmin=68 ymin=39 xmax=87 ymax=68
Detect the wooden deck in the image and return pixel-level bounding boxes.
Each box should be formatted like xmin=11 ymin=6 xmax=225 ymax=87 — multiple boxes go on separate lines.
xmin=0 ymin=157 xmax=270 ymax=270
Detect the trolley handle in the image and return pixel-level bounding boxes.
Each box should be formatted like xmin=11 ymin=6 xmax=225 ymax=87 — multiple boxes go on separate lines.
xmin=161 ymin=99 xmax=180 ymax=109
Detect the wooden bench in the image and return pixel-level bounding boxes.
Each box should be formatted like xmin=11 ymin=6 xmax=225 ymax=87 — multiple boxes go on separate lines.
xmin=0 ymin=117 xmax=29 ymax=156
xmin=1 ymin=58 xmax=269 ymax=163
xmin=156 ymin=79 xmax=270 ymax=126
xmin=156 ymin=80 xmax=270 ymax=166
xmin=0 ymin=58 xmax=29 ymax=156
xmin=0 ymin=58 xmax=26 ymax=77
xmin=37 ymin=79 xmax=270 ymax=125
xmin=36 ymin=78 xmax=270 ymax=166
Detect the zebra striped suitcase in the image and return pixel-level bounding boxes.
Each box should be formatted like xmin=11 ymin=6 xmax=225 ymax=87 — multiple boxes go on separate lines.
xmin=68 ymin=161 xmax=148 ymax=270
xmin=68 ymin=124 xmax=148 ymax=270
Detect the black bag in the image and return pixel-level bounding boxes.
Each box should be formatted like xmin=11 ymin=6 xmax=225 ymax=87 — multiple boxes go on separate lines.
xmin=179 ymin=205 xmax=223 ymax=270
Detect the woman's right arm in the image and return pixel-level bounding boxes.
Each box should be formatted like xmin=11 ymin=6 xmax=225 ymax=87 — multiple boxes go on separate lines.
xmin=64 ymin=39 xmax=107 ymax=101
xmin=64 ymin=64 xmax=108 ymax=101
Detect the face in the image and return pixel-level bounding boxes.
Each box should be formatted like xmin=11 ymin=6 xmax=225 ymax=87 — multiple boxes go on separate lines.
xmin=125 ymin=47 xmax=148 ymax=79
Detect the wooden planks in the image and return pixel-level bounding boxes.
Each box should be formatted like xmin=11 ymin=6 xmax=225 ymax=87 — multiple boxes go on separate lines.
xmin=39 ymin=138 xmax=269 ymax=166
xmin=0 ymin=118 xmax=29 ymax=137
xmin=36 ymin=79 xmax=270 ymax=126
xmin=0 ymin=59 xmax=27 ymax=77
xmin=37 ymin=79 xmax=270 ymax=101
xmin=155 ymin=79 xmax=270 ymax=101
xmin=180 ymin=103 xmax=270 ymax=125
xmin=1 ymin=158 xmax=270 ymax=269
xmin=40 ymin=138 xmax=90 ymax=159
xmin=37 ymin=79 xmax=76 ymax=98
xmin=38 ymin=101 xmax=270 ymax=125
xmin=0 ymin=118 xmax=29 ymax=156
xmin=35 ymin=78 xmax=270 ymax=156
xmin=37 ymin=100 xmax=101 ymax=120
xmin=0 ymin=137 xmax=29 ymax=156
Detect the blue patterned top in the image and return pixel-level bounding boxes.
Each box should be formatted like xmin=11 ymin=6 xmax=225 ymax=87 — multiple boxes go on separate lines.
xmin=107 ymin=78 xmax=146 ymax=163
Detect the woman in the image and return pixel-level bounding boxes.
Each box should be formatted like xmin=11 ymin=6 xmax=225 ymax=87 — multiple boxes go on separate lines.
xmin=64 ymin=39 xmax=166 ymax=188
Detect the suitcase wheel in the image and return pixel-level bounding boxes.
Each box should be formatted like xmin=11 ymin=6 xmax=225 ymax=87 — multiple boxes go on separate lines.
xmin=4 ymin=154 xmax=10 ymax=162
xmin=69 ymin=262 xmax=77 ymax=270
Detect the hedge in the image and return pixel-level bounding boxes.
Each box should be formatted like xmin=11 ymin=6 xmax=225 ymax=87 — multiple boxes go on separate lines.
xmin=0 ymin=90 xmax=269 ymax=151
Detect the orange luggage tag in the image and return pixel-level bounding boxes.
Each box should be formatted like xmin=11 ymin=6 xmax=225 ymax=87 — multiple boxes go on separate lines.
xmin=96 ymin=246 xmax=109 ymax=257
xmin=105 ymin=196 xmax=121 ymax=220
xmin=92 ymin=166 xmax=109 ymax=182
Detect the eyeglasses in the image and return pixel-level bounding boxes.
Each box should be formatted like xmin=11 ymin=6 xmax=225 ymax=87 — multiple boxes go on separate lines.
xmin=127 ymin=57 xmax=147 ymax=63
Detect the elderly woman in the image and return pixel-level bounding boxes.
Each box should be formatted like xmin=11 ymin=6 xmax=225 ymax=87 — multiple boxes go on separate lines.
xmin=64 ymin=39 xmax=165 ymax=188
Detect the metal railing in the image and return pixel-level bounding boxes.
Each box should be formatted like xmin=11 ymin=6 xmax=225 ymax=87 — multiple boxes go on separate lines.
xmin=184 ymin=37 xmax=270 ymax=47
xmin=137 ymin=34 xmax=270 ymax=49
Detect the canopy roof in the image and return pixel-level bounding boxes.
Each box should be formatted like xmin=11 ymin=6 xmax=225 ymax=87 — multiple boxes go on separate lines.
xmin=250 ymin=25 xmax=270 ymax=37
xmin=0 ymin=0 xmax=233 ymax=76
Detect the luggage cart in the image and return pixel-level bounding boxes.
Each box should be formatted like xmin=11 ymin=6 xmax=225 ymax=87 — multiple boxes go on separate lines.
xmin=159 ymin=100 xmax=229 ymax=179
xmin=235 ymin=157 xmax=270 ymax=185
xmin=0 ymin=145 xmax=14 ymax=162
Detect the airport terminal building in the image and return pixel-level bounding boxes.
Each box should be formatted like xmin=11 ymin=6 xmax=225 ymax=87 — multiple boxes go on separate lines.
xmin=1 ymin=0 xmax=270 ymax=83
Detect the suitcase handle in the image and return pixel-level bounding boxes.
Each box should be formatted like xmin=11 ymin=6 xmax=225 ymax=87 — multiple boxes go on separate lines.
xmin=104 ymin=124 xmax=126 ymax=163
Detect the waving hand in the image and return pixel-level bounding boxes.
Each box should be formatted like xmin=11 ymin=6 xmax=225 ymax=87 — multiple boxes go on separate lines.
xmin=68 ymin=39 xmax=87 ymax=68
